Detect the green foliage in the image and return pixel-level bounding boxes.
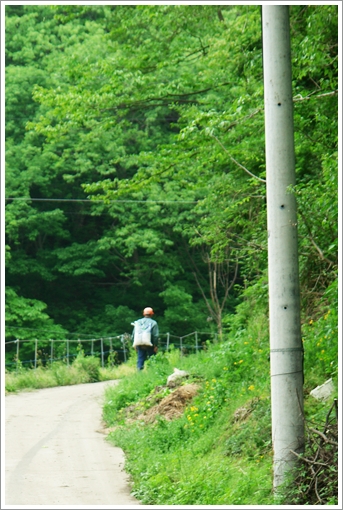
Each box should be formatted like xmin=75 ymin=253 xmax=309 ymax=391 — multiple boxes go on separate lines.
xmin=5 ymin=362 xmax=86 ymax=392
xmin=103 ymin=357 xmax=171 ymax=425
xmin=5 ymin=4 xmax=337 ymax=350
xmin=302 ymin=279 xmax=338 ymax=387
xmin=5 ymin=355 xmax=129 ymax=393
xmin=295 ymin=154 xmax=338 ymax=314
xmin=73 ymin=350 xmax=101 ymax=382
xmin=5 ymin=11 xmax=338 ymax=504
xmin=5 ymin=287 xmax=67 ymax=342
xmin=104 ymin=334 xmax=274 ymax=504
xmin=223 ymin=398 xmax=272 ymax=458
xmin=102 ymin=272 xmax=337 ymax=504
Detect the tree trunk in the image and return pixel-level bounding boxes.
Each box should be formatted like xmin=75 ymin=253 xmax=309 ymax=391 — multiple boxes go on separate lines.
xmin=262 ymin=5 xmax=305 ymax=490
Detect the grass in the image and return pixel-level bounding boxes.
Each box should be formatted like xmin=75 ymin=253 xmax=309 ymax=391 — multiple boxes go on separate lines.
xmin=102 ymin=297 xmax=338 ymax=506
xmin=104 ymin=339 xmax=276 ymax=505
xmin=5 ymin=350 xmax=136 ymax=393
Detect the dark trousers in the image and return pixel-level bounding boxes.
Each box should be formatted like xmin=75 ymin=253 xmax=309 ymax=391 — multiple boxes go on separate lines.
xmin=137 ymin=346 xmax=155 ymax=370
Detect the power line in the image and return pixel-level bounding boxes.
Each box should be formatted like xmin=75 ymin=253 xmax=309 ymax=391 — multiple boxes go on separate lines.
xmin=5 ymin=197 xmax=199 ymax=204
xmin=5 ymin=325 xmax=96 ymax=336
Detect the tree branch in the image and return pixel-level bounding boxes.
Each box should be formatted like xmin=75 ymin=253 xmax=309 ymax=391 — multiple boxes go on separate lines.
xmin=210 ymin=134 xmax=266 ymax=183
xmin=309 ymin=428 xmax=338 ymax=447
xmin=223 ymin=108 xmax=262 ymax=132
xmin=298 ymin=211 xmax=333 ymax=265
xmin=99 ymin=81 xmax=233 ymax=114
xmin=192 ymin=270 xmax=217 ymax=321
xmin=293 ymin=90 xmax=338 ymax=102
xmin=290 ymin=449 xmax=328 ymax=467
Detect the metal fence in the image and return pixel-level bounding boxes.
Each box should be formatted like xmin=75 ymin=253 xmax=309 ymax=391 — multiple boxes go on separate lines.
xmin=5 ymin=331 xmax=218 ymax=371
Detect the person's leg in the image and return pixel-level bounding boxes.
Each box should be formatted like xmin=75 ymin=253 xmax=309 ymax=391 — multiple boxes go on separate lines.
xmin=146 ymin=346 xmax=155 ymax=362
xmin=137 ymin=347 xmax=146 ymax=370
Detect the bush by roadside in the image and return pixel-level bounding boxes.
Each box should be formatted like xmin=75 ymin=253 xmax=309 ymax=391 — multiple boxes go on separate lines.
xmin=5 ymin=350 xmax=136 ymax=393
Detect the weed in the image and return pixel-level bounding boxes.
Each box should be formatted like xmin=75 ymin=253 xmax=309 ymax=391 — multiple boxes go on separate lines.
xmin=5 ymin=355 xmax=120 ymax=392
xmin=73 ymin=352 xmax=100 ymax=382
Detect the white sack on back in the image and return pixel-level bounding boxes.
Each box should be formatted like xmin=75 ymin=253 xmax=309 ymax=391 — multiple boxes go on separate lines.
xmin=132 ymin=321 xmax=153 ymax=347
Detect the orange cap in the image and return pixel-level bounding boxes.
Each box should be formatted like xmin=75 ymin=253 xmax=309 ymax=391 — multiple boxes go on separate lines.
xmin=143 ymin=307 xmax=154 ymax=316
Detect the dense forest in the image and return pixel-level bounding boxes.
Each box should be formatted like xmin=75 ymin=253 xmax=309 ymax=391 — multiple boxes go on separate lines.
xmin=5 ymin=5 xmax=338 ymax=368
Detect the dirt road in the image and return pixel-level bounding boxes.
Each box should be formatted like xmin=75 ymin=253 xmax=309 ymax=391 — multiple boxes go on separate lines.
xmin=5 ymin=381 xmax=140 ymax=506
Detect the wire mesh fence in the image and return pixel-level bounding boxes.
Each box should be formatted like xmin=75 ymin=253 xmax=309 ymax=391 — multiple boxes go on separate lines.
xmin=5 ymin=331 xmax=218 ymax=371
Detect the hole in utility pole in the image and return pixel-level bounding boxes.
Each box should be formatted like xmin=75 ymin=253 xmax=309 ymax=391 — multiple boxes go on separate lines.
xmin=283 ymin=306 xmax=288 ymax=309
xmin=280 ymin=204 xmax=285 ymax=209
xmin=277 ymin=103 xmax=281 ymax=106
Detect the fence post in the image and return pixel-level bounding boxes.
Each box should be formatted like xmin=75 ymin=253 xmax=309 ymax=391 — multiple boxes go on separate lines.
xmin=50 ymin=339 xmax=54 ymax=365
xmin=66 ymin=338 xmax=69 ymax=366
xmin=195 ymin=331 xmax=198 ymax=353
xmin=166 ymin=332 xmax=170 ymax=351
xmin=34 ymin=339 xmax=38 ymax=369
xmin=109 ymin=337 xmax=113 ymax=361
xmin=180 ymin=336 xmax=183 ymax=355
xmin=100 ymin=338 xmax=104 ymax=368
xmin=16 ymin=339 xmax=20 ymax=372
xmin=122 ymin=335 xmax=127 ymax=363
xmin=109 ymin=338 xmax=114 ymax=366
xmin=91 ymin=339 xmax=94 ymax=356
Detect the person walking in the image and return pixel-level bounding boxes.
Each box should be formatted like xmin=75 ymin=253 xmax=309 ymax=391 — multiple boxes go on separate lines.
xmin=132 ymin=307 xmax=159 ymax=370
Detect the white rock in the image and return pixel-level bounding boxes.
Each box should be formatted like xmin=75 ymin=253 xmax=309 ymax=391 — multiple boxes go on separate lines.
xmin=310 ymin=378 xmax=335 ymax=401
xmin=167 ymin=368 xmax=189 ymax=387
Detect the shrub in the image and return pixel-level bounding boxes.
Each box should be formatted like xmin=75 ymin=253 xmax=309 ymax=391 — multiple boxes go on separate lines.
xmin=73 ymin=354 xmax=101 ymax=382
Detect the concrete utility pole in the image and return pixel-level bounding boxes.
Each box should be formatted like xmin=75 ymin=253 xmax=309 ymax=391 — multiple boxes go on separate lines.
xmin=262 ymin=5 xmax=305 ymax=490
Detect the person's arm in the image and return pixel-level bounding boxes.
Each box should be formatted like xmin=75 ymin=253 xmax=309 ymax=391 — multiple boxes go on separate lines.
xmin=131 ymin=324 xmax=137 ymax=351
xmin=151 ymin=322 xmax=159 ymax=352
